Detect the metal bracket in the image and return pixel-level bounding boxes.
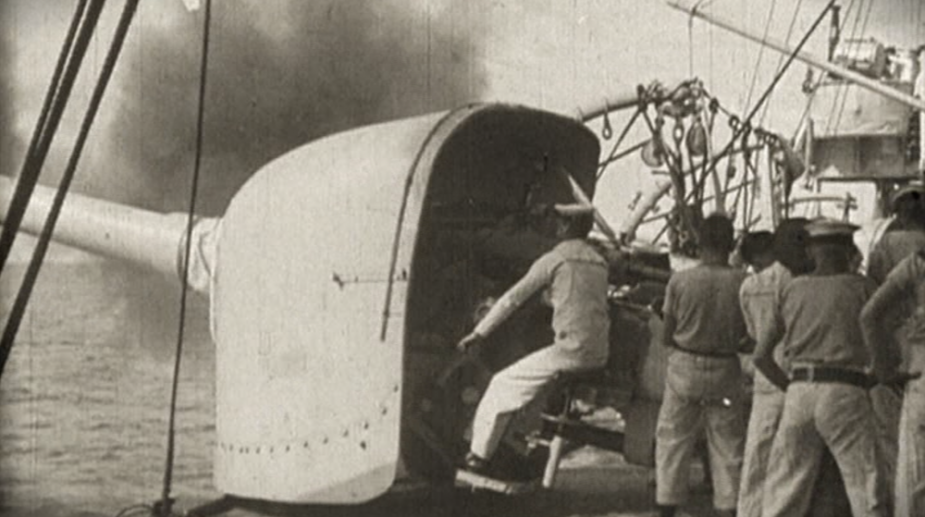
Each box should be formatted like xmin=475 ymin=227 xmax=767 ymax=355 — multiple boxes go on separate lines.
xmin=332 ymin=269 xmax=408 ymax=289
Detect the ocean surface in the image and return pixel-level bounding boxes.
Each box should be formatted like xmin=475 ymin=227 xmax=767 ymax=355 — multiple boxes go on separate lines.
xmin=0 ymin=262 xmax=217 ymax=516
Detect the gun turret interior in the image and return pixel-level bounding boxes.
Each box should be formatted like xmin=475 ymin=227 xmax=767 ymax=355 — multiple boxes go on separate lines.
xmin=399 ymin=108 xmax=665 ymax=480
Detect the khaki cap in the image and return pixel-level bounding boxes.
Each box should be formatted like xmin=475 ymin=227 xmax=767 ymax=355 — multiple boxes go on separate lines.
xmin=804 ymin=218 xmax=859 ymax=239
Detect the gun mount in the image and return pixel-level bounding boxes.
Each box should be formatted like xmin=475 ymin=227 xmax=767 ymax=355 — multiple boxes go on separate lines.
xmin=0 ymin=103 xmax=671 ymax=506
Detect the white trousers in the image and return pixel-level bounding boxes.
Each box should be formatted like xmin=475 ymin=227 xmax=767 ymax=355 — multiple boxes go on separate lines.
xmin=469 ymin=345 xmax=605 ymax=459
xmin=762 ymin=382 xmax=886 ymax=517
xmin=655 ymin=351 xmax=746 ymax=510
xmin=896 ymin=346 xmax=925 ymax=517
xmin=737 ymin=389 xmax=785 ymax=517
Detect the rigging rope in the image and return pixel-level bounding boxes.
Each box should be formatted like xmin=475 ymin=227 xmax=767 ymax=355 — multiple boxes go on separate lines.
xmin=688 ymin=0 xmax=720 ymax=90
xmin=831 ymin=0 xmax=876 ymax=135
xmin=0 ymin=0 xmax=101 ymax=283
xmin=759 ymin=0 xmax=805 ymax=126
xmin=597 ymin=108 xmax=642 ymax=178
xmin=791 ymin=71 xmax=826 ymax=142
xmin=0 ymin=0 xmax=107 ymax=379
xmin=743 ymin=0 xmax=778 ymax=116
xmin=824 ymin=0 xmax=868 ymax=137
xmin=695 ymin=0 xmax=836 ymax=200
xmin=157 ymin=1 xmax=212 ymax=515
xmin=688 ymin=10 xmax=695 ymax=78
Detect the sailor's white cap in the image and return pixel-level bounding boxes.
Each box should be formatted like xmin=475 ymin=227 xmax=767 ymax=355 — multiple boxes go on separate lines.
xmin=805 ymin=218 xmax=859 ymax=239
xmin=552 ymin=203 xmax=595 ymax=217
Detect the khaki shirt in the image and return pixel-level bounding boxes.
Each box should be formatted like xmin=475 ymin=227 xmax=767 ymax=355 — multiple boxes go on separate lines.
xmin=879 ymin=252 xmax=925 ymax=347
xmin=868 ymin=230 xmax=925 ymax=284
xmin=739 ymin=261 xmax=792 ymax=392
xmin=474 ymin=239 xmax=610 ymax=362
xmin=780 ymin=274 xmax=876 ymax=370
xmin=663 ymin=264 xmax=748 ymax=355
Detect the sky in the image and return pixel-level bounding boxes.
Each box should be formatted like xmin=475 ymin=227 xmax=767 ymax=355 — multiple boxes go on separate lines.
xmin=1 ymin=0 xmax=923 ymax=261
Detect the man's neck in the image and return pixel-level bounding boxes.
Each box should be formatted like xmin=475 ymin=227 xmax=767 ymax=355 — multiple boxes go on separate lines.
xmin=813 ymin=260 xmax=849 ymax=275
xmin=700 ymin=250 xmax=728 ymax=266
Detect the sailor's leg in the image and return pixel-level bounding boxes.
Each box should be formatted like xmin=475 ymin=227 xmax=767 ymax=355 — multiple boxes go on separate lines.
xmin=469 ymin=346 xmax=578 ymax=460
xmin=762 ymin=384 xmax=825 ymax=517
xmin=655 ymin=367 xmax=703 ymax=507
xmin=896 ymin=371 xmax=925 ymax=517
xmin=869 ymin=382 xmax=901 ymax=513
xmin=704 ymin=390 xmax=746 ymax=511
xmin=737 ymin=390 xmax=785 ymax=517
xmin=816 ymin=384 xmax=887 ymax=517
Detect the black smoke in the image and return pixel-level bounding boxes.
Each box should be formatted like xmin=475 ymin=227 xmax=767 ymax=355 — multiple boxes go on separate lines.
xmin=84 ymin=0 xmax=486 ymax=215
xmin=0 ymin=2 xmax=17 ymax=178
xmin=0 ymin=0 xmax=487 ymax=348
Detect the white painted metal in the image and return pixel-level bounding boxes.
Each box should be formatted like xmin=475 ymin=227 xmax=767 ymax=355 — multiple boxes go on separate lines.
xmin=211 ymin=110 xmax=452 ymax=503
xmin=0 ymin=103 xmax=606 ymax=504
xmin=0 ymin=176 xmax=194 ymax=281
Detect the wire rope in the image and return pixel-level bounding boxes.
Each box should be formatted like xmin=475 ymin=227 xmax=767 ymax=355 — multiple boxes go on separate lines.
xmin=743 ymin=0 xmax=778 ymax=115
xmin=0 ymin=0 xmax=101 ymax=279
xmin=157 ymin=1 xmax=212 ymax=516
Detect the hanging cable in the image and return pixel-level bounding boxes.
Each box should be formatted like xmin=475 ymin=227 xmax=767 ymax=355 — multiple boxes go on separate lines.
xmin=0 ymin=0 xmax=103 ymax=279
xmin=824 ymin=0 xmax=867 ymax=137
xmin=0 ymin=0 xmax=109 ymax=379
xmin=19 ymin=0 xmax=88 ymax=181
xmin=156 ymin=1 xmax=212 ymax=516
xmin=708 ymin=5 xmax=714 ymax=92
xmin=759 ymin=0 xmax=804 ymax=126
xmin=597 ymin=108 xmax=643 ymax=178
xmin=688 ymin=10 xmax=695 ymax=78
xmin=743 ymin=0 xmax=778 ymax=115
xmin=831 ymin=0 xmax=876 ymax=134
xmin=791 ymin=71 xmax=826 ymax=141
xmin=696 ymin=0 xmax=836 ymax=197
xmin=687 ymin=0 xmax=721 ymax=85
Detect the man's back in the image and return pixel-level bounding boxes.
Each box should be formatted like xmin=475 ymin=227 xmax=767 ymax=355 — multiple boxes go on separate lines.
xmin=880 ymin=252 xmax=925 ymax=346
xmin=472 ymin=238 xmax=609 ymax=360
xmin=740 ymin=261 xmax=792 ymax=343
xmin=869 ymin=230 xmax=925 ymax=284
xmin=665 ymin=264 xmax=747 ymax=355
xmin=546 ymin=239 xmax=610 ymax=359
xmin=781 ymin=273 xmax=875 ymax=369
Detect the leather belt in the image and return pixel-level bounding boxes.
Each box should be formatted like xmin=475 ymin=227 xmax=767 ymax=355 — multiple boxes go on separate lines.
xmin=791 ymin=366 xmax=874 ymax=390
xmin=670 ymin=343 xmax=737 ymax=359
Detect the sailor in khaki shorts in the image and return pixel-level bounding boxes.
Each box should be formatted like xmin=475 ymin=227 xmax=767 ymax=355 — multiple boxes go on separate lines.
xmin=755 ymin=219 xmax=888 ymax=517
xmin=655 ymin=213 xmax=748 ymax=517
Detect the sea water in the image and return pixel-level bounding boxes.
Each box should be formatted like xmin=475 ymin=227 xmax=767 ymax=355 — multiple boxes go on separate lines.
xmin=0 ymin=262 xmax=216 ymax=516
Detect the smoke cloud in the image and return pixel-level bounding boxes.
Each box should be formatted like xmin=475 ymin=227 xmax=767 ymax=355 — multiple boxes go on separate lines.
xmin=0 ymin=3 xmax=17 ymax=178
xmin=1 ymin=1 xmax=485 ymax=214
xmin=84 ymin=0 xmax=487 ymax=214
xmin=0 ymin=0 xmax=487 ymax=346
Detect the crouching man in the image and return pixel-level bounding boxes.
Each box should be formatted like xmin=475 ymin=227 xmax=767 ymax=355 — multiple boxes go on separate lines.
xmin=457 ymin=203 xmax=610 ymax=476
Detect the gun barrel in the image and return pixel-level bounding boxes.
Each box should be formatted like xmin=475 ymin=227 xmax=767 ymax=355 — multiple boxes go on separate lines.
xmin=0 ymin=175 xmax=190 ymax=281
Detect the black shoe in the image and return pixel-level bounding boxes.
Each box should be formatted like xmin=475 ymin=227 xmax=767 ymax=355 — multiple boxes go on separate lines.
xmin=656 ymin=504 xmax=677 ymax=517
xmin=462 ymin=452 xmax=490 ymax=475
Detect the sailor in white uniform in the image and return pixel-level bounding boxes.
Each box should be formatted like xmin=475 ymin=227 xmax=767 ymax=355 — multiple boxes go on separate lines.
xmin=457 ymin=203 xmax=610 ymax=474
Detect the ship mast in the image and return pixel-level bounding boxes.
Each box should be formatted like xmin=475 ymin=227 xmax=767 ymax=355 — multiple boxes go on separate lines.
xmin=666 ymin=1 xmax=925 ymax=113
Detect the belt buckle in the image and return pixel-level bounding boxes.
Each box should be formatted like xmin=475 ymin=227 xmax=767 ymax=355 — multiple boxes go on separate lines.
xmin=805 ymin=366 xmax=815 ymax=382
